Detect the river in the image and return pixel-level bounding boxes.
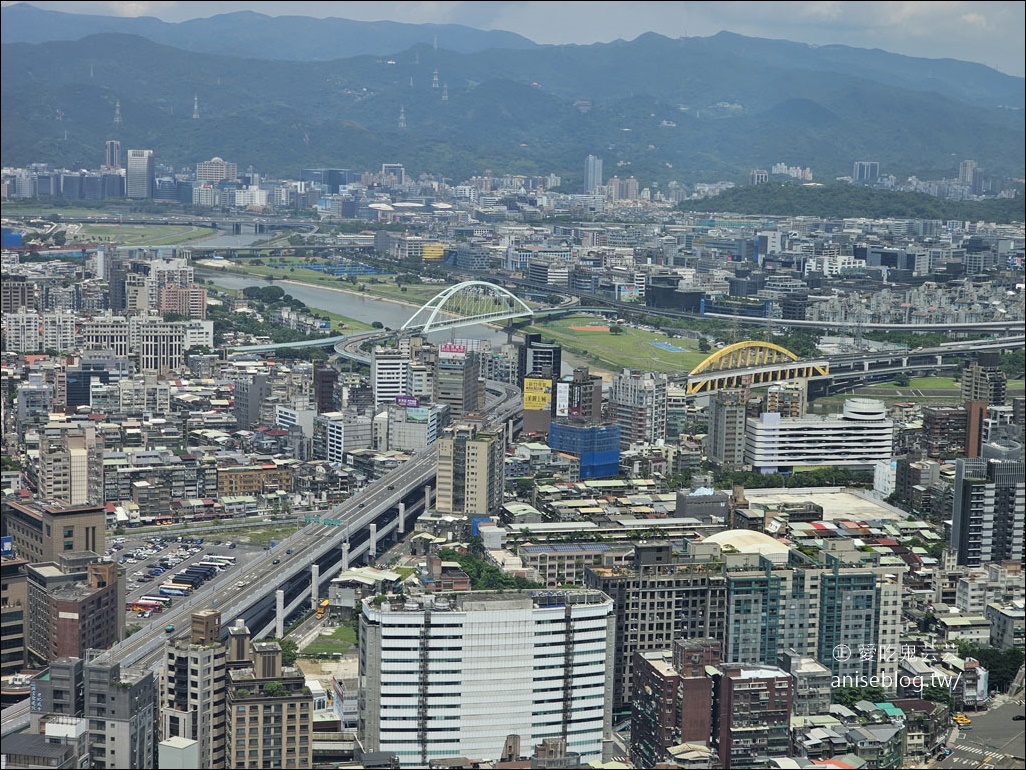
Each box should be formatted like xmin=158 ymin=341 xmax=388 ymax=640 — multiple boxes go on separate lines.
xmin=199 ymin=271 xmax=590 ymax=376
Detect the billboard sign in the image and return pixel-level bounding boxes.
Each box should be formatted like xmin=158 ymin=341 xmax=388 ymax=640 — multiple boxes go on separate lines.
xmin=439 ymin=343 xmax=467 ymax=360
xmin=555 ymin=382 xmax=570 ymax=417
xmin=523 ymin=378 xmax=553 ymax=411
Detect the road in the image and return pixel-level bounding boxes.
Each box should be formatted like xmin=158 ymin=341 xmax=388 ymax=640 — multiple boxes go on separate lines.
xmin=934 ymin=698 xmax=1026 ymax=769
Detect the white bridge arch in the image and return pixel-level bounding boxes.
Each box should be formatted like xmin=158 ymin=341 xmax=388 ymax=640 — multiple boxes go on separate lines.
xmin=400 ymin=280 xmax=534 ymax=333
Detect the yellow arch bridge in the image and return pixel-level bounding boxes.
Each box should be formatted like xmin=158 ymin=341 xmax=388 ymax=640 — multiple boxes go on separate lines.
xmin=685 ymin=341 xmax=830 ymax=396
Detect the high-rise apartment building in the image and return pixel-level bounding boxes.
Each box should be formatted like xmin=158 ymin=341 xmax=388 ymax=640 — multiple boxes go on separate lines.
xmin=233 ymin=374 xmax=270 ymax=431
xmin=711 ymin=664 xmax=792 ymax=769
xmin=951 ymin=457 xmax=1025 ymax=566
xmin=434 ymin=345 xmax=483 ymax=418
xmin=584 ymin=154 xmax=603 ymax=193
xmin=1 ymin=274 xmax=35 ymax=313
xmin=158 ymin=283 xmax=208 ymax=319
xmin=961 ymin=352 xmax=1007 ymax=406
xmin=26 ymin=555 xmax=121 ymax=665
xmin=162 ymin=610 xmax=227 ymax=769
xmin=587 ymin=538 xmax=902 ymax=713
xmin=3 ymin=310 xmax=40 ymax=353
xmin=29 ymin=652 xmax=157 ymax=769
xmin=359 ymin=590 xmax=614 ymax=768
xmin=37 ymin=421 xmax=104 ymax=506
xmin=195 ymin=156 xmax=238 ymax=183
xmin=959 ymin=159 xmax=978 ymax=185
xmin=707 ymin=388 xmax=748 ymax=470
xmin=435 ymin=423 xmax=504 ymax=516
xmin=42 ymin=310 xmax=77 ymax=353
xmin=0 ymin=555 xmax=29 ymax=677
xmin=225 ymin=641 xmax=313 ymax=770
xmin=852 ymin=160 xmax=880 ymax=183
xmin=517 ymin=333 xmax=562 ymax=383
xmin=126 ymin=149 xmax=155 ymax=199
xmin=554 ymin=366 xmax=604 ymax=423
xmin=83 ymin=650 xmax=158 ymax=770
xmin=609 ymin=369 xmax=667 ymax=449
xmin=313 ymin=362 xmax=338 ymax=413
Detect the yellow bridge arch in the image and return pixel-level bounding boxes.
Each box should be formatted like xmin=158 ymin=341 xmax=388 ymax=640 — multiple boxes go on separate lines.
xmin=686 ymin=340 xmax=829 ymax=396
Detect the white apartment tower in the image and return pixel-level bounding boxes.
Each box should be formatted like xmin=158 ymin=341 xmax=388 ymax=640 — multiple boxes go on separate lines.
xmin=609 ymin=369 xmax=668 ymax=449
xmin=359 ymin=590 xmax=614 ymax=768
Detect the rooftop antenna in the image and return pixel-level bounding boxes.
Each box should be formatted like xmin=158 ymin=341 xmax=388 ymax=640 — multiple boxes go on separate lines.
xmin=192 ymin=94 xmax=200 ymax=120
xmin=113 ymin=100 xmax=122 ymax=126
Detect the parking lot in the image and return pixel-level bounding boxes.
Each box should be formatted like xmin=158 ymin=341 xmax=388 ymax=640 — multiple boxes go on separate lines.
xmin=113 ymin=535 xmax=265 ymax=630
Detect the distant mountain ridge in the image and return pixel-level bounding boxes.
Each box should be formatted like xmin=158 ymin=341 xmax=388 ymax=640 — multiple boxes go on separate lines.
xmin=1 ymin=9 xmax=1022 ymax=186
xmin=0 ymin=3 xmax=537 ymax=57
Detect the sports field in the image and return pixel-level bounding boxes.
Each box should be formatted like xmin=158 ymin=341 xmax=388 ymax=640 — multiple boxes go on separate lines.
xmin=527 ymin=314 xmax=707 ymax=374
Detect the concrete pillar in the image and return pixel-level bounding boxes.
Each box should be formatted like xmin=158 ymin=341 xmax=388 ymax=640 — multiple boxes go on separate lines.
xmin=341 ymin=541 xmax=350 ymax=571
xmin=424 ymin=485 xmax=432 ymax=511
xmin=397 ymin=502 xmax=406 ymax=535
xmin=275 ymin=589 xmax=285 ymax=639
xmin=369 ymin=523 xmax=378 ymax=559
xmin=311 ymin=563 xmax=320 ymax=607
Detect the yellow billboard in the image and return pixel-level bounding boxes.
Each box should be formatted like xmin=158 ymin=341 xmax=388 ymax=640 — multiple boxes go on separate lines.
xmin=523 ymin=377 xmax=553 ymax=411
xmin=422 ymin=242 xmax=445 ymax=261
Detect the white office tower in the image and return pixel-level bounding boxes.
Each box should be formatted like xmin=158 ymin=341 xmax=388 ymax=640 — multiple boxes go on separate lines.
xmin=359 ymin=590 xmax=614 ymax=768
xmin=372 ymin=346 xmax=410 ymax=407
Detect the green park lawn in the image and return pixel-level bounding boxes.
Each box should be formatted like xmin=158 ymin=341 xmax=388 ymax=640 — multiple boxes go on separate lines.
xmin=75 ymin=223 xmax=214 ymax=247
xmin=526 ymin=314 xmax=709 ymax=374
xmin=213 ymin=261 xmax=448 ymax=307
xmin=301 ymin=624 xmax=358 ymax=656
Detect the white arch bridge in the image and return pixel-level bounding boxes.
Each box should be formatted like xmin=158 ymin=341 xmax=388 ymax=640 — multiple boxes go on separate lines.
xmin=228 ymin=281 xmax=547 ymax=354
xmin=400 ymin=280 xmax=534 ymax=333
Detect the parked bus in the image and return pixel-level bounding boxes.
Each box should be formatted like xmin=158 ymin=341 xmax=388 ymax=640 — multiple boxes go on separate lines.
xmin=159 ymin=583 xmax=192 ymax=597
xmin=207 ymin=555 xmax=237 ymax=566
xmin=140 ymin=595 xmax=173 ymax=608
xmin=196 ymin=560 xmax=226 ymax=572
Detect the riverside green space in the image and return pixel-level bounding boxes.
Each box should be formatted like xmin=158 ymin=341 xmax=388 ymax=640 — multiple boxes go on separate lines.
xmin=525 ymin=314 xmax=709 ymax=374
xmin=75 ymin=223 xmax=214 ymax=247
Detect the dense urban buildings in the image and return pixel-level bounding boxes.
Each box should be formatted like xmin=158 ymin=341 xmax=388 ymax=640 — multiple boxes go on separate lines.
xmin=1 ymin=101 xmax=1024 ymax=770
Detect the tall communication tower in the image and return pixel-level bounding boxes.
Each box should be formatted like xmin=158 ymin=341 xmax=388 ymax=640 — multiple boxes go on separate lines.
xmin=398 ymin=105 xmax=407 ymax=129
xmin=432 ymin=69 xmax=439 ymax=89
xmin=113 ymin=100 xmax=122 ymax=127
xmin=192 ymin=94 xmax=200 ymax=120
xmin=442 ymin=84 xmax=448 ymax=102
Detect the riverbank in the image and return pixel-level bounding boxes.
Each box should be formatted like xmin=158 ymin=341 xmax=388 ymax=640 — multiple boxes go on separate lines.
xmin=199 ymin=269 xmax=608 ymax=377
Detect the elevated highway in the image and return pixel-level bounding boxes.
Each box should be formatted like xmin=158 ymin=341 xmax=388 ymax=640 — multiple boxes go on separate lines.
xmin=0 ymin=377 xmax=524 ymax=725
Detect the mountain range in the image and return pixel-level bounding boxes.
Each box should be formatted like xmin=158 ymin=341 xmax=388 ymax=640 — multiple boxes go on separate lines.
xmin=2 ymin=3 xmax=1022 ymax=187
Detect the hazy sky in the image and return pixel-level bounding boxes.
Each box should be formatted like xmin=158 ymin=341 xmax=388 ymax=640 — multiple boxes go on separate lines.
xmin=4 ymin=1 xmax=1024 ymax=77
